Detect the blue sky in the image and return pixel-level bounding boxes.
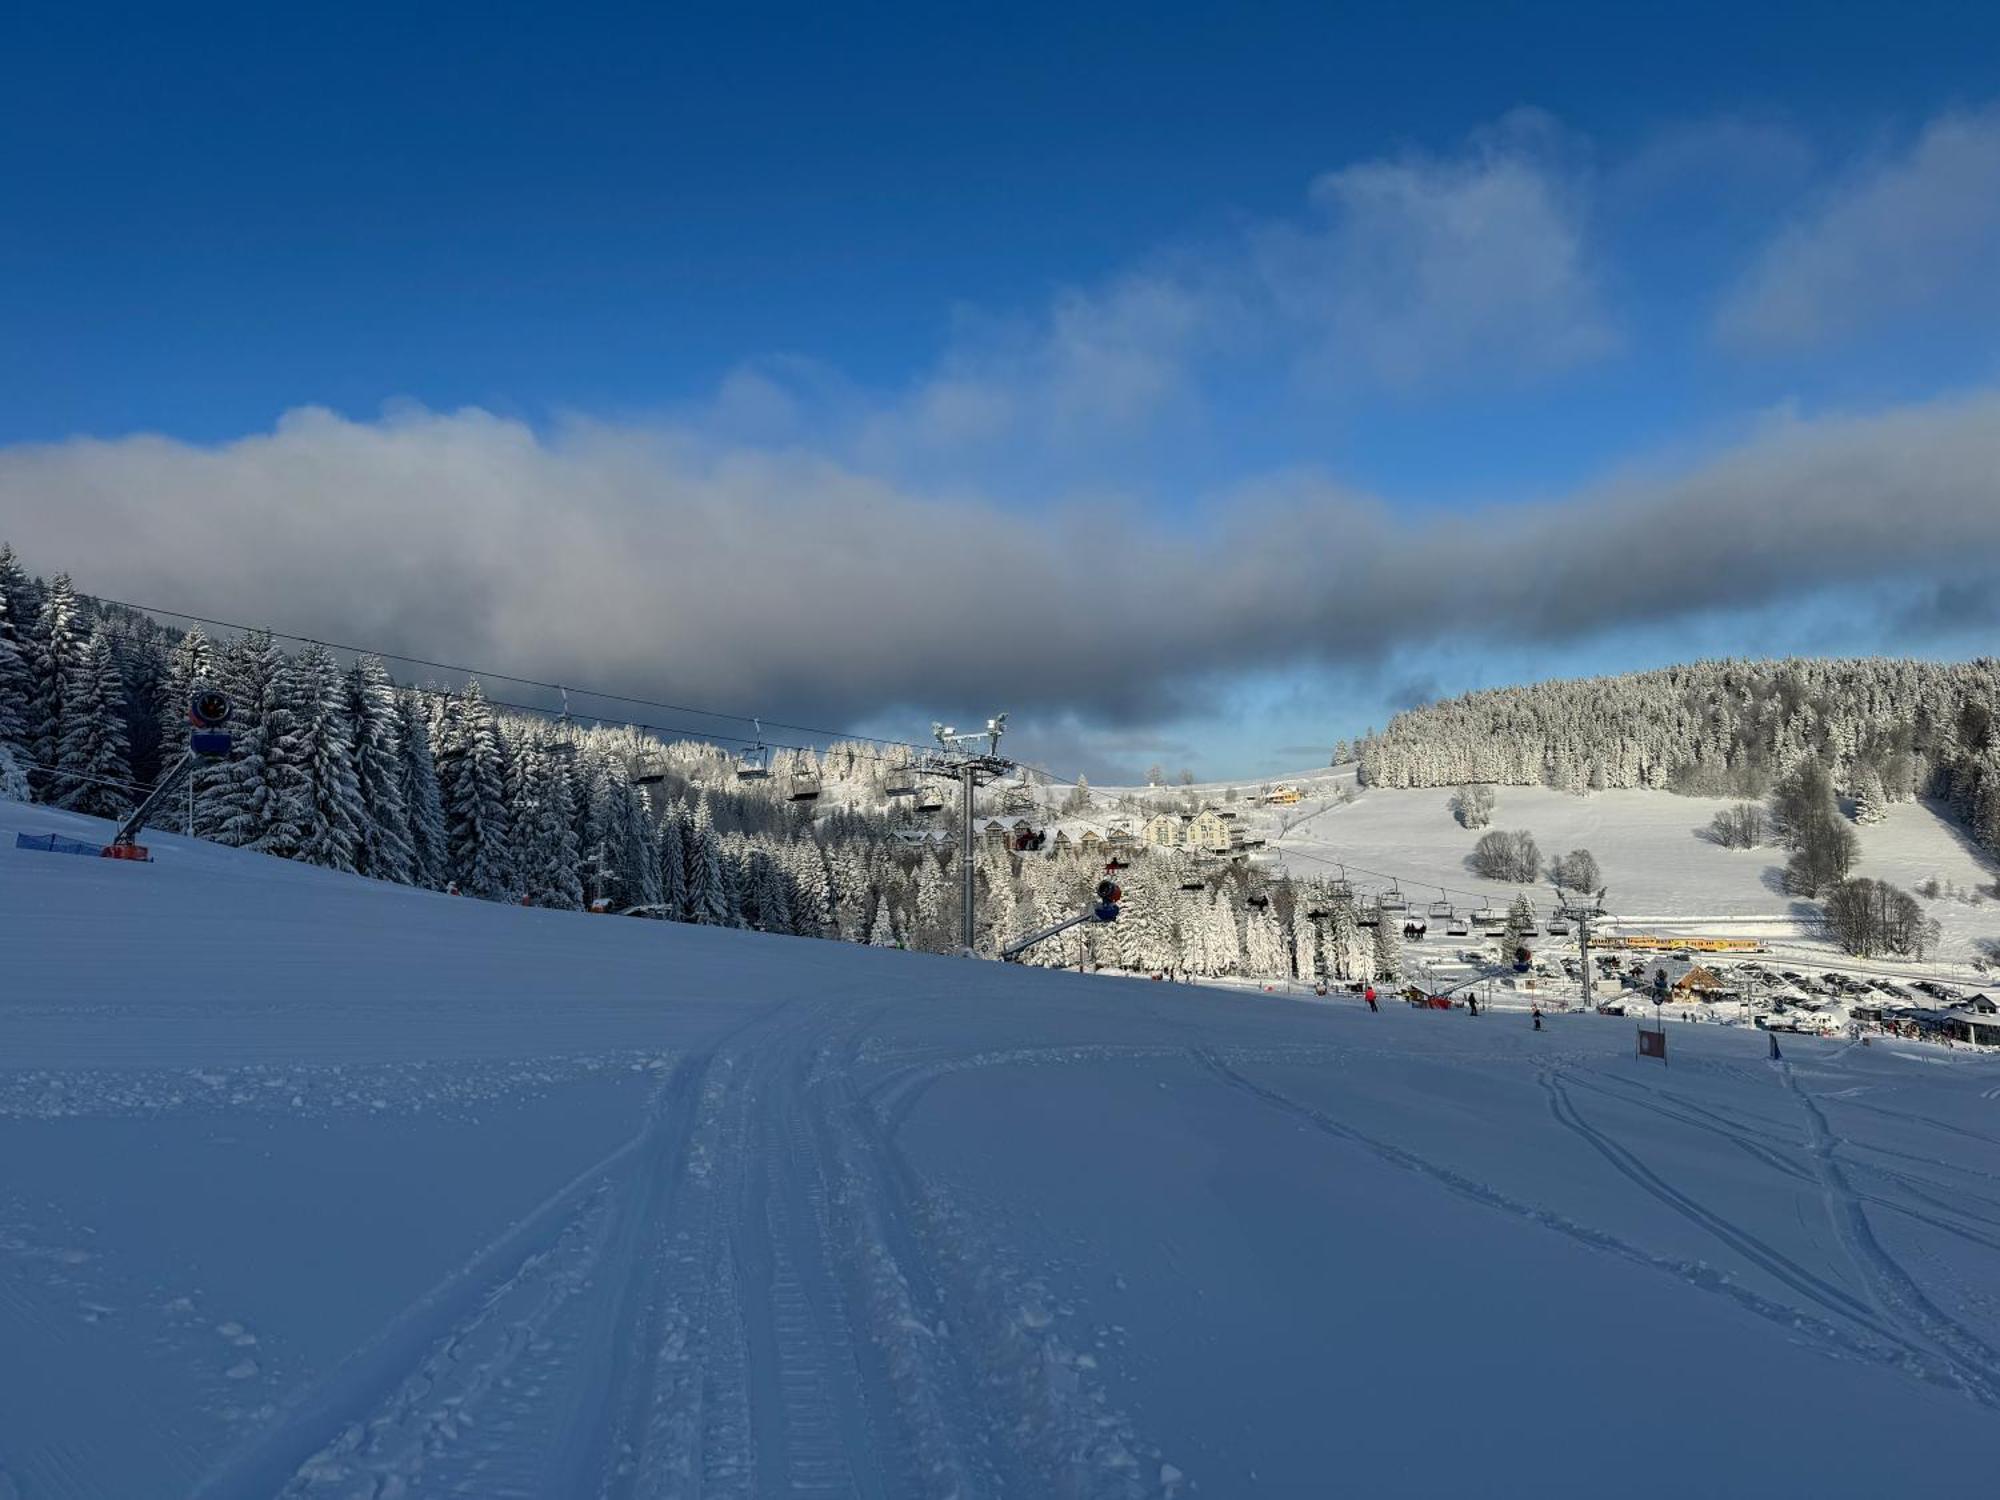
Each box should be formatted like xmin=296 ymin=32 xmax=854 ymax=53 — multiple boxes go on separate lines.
xmin=4 ymin=2 xmax=1999 ymax=780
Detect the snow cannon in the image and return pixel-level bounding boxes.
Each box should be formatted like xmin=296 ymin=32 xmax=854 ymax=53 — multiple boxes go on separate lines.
xmin=99 ymin=689 xmax=239 ymax=860
xmin=188 ymin=688 xmax=232 ymax=728
xmin=187 ymin=688 xmax=233 ymax=759
xmin=1513 ymin=945 xmax=1532 ymax=973
xmin=1094 ymin=878 xmax=1122 ymax=923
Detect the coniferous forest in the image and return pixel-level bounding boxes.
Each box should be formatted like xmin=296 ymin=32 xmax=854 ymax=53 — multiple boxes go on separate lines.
xmin=1357 ymin=659 xmax=2000 ymax=863
xmin=0 ymin=544 xmax=1317 ymax=980
xmin=9 ymin=543 xmax=1997 ymax=981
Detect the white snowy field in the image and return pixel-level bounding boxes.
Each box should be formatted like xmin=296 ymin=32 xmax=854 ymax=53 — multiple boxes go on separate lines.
xmin=6 ymin=799 xmax=2000 ymax=1497
xmin=1262 ymin=783 xmax=2000 ymax=966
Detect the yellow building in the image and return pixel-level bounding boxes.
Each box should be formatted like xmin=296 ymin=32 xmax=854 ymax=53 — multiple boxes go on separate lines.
xmin=1186 ymin=808 xmax=1231 ymax=853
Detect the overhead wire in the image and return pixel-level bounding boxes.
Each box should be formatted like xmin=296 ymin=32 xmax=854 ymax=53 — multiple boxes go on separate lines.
xmin=73 ymin=588 xmax=939 ymax=758
xmin=67 ymin=587 xmax=1520 ymax=907
xmin=81 ymin=613 xmax=932 ymax=780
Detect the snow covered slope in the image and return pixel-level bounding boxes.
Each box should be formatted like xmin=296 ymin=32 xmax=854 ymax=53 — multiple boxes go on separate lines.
xmin=1266 ymin=783 xmax=1998 ymax=963
xmin=5 ymin=798 xmax=2000 ymax=1497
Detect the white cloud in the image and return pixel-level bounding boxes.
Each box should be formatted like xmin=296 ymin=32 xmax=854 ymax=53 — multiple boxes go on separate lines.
xmin=1717 ymin=105 xmax=2000 ymax=350
xmin=3 ymin=390 xmax=1997 ymax=738
xmin=1260 ymin=109 xmax=1617 ymax=389
xmin=832 ymin=113 xmax=1615 ymax=474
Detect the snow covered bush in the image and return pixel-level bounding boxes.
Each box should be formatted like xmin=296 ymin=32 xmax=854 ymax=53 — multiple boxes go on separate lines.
xmin=1449 ymin=784 xmax=1495 ymax=828
xmin=1468 ymin=829 xmax=1541 ymax=882
xmin=1705 ymin=804 xmax=1767 ymax=848
xmin=1549 ymin=848 xmax=1600 ymax=892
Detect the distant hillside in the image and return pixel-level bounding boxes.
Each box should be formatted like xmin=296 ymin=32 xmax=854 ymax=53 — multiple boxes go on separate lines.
xmin=1357 ymin=658 xmax=2000 ymax=860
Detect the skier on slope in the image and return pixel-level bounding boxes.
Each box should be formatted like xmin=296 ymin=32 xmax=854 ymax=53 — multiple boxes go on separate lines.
xmin=1532 ymin=1005 xmax=1543 ymax=1031
xmin=1364 ymin=984 xmax=1378 ymax=1012
xmin=1467 ymin=992 xmax=1479 ymax=1017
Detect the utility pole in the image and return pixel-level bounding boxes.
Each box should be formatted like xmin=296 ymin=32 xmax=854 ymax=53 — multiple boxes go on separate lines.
xmin=1554 ymin=884 xmax=1611 ymax=1012
xmin=913 ymin=715 xmax=1015 ymax=956
xmin=961 ymin=761 xmax=976 ymax=954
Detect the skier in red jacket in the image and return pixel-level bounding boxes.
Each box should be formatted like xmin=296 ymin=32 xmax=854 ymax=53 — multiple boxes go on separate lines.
xmin=1364 ymin=984 xmax=1378 ymax=1012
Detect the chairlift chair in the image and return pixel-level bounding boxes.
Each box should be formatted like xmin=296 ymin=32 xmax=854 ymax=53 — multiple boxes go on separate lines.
xmin=1428 ymin=897 xmax=1453 ymax=923
xmin=1472 ymin=905 xmax=1502 ymax=927
xmin=1379 ymin=881 xmax=1408 ymax=913
xmin=1358 ymin=901 xmax=1381 ymax=928
xmin=885 ymin=769 xmax=916 ymax=798
xmin=1547 ymin=915 xmax=1572 ymax=936
xmin=634 ymin=753 xmax=667 ymax=787
xmin=737 ymin=719 xmax=772 ymax=781
xmin=1246 ymin=893 xmax=1270 ymax=909
xmin=1446 ymin=910 xmax=1470 ymax=937
xmin=1330 ymin=870 xmax=1354 ymax=903
xmin=789 ymin=768 xmax=822 ymax=802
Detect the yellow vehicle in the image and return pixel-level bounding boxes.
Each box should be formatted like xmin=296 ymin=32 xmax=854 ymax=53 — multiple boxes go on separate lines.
xmin=1602 ymin=935 xmax=1763 ymax=953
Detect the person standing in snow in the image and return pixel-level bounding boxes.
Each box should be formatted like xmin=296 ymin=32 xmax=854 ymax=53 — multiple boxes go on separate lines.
xmin=1532 ymin=1005 xmax=1543 ymax=1031
xmin=1467 ymin=993 xmax=1479 ymax=1017
xmin=1364 ymin=984 xmax=1378 ymax=1012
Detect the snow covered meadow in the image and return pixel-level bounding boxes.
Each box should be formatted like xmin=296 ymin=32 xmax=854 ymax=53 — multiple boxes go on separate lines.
xmin=1262 ymin=781 xmax=2000 ymax=963
xmin=5 ymin=794 xmax=2000 ymax=1497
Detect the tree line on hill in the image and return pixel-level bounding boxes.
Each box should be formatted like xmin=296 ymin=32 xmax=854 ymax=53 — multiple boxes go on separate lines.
xmin=1360 ymin=658 xmax=2000 ymax=866
xmin=0 ymin=544 xmax=1349 ymax=983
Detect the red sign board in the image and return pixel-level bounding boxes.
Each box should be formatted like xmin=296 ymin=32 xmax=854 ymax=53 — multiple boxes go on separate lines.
xmin=1637 ymin=1026 xmax=1667 ymax=1062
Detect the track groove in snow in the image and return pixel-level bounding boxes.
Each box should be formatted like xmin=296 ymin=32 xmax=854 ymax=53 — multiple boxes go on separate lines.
xmin=1782 ymin=1062 xmax=2000 ymax=1409
xmin=9 ymin=798 xmax=2000 ymax=1495
xmin=1188 ymin=1047 xmax=1963 ymax=1391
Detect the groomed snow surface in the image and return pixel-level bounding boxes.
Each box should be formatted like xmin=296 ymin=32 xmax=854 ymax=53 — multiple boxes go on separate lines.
xmin=5 ymin=798 xmax=2000 ymax=1498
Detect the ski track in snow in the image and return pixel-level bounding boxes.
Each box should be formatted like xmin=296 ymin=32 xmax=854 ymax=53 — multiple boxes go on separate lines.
xmin=1188 ymin=1046 xmax=2000 ymax=1404
xmin=7 ymin=800 xmax=2000 ymax=1495
xmin=167 ymin=1004 xmax=1185 ymax=1500
xmin=1780 ymin=1061 xmax=2000 ymax=1409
